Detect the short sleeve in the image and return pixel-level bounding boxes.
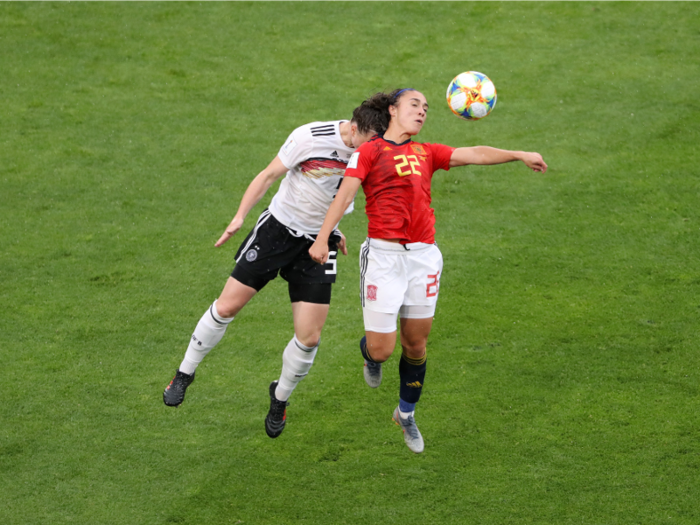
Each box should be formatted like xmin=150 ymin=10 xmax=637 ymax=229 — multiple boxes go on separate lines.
xmin=426 ymin=143 xmax=456 ymax=172
xmin=278 ymin=126 xmax=313 ymax=169
xmin=344 ymin=142 xmax=374 ymax=181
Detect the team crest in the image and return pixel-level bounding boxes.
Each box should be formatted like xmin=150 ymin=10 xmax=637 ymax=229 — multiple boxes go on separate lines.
xmin=367 ymin=284 xmax=378 ymax=302
xmin=245 ymin=249 xmax=258 ymax=262
xmin=411 ymin=144 xmax=426 ymax=155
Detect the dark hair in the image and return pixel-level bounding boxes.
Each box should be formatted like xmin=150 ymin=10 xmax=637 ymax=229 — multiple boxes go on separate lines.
xmin=351 ymin=89 xmax=417 ymax=134
xmin=351 ymin=96 xmax=390 ymax=135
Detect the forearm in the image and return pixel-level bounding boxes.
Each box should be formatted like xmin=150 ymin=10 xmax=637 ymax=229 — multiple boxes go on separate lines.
xmin=233 ymin=172 xmax=276 ymax=221
xmin=316 ymin=193 xmax=353 ymax=243
xmin=316 ymin=178 xmax=361 ymax=242
xmin=449 ymin=146 xmax=522 ymax=167
xmin=232 ymin=156 xmax=287 ymax=221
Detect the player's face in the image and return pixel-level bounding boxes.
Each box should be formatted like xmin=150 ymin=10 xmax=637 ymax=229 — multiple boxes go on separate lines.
xmin=391 ymin=91 xmax=429 ymax=136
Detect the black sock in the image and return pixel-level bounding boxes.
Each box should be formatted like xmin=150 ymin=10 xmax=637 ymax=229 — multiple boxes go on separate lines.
xmin=399 ymin=351 xmax=426 ymax=404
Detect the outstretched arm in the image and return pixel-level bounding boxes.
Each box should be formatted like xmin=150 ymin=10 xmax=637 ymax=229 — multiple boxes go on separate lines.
xmin=215 ymin=156 xmax=288 ymax=247
xmin=450 ymin=146 xmax=547 ymax=172
xmin=309 ymin=176 xmax=363 ymax=264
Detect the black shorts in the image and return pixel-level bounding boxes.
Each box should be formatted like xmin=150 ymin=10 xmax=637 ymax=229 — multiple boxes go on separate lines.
xmin=231 ymin=210 xmax=340 ymax=303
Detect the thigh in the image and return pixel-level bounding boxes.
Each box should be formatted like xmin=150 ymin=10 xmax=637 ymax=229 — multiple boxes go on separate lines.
xmin=288 ymin=281 xmax=332 ymax=305
xmin=365 ymin=329 xmax=398 ymax=362
xmin=359 ymin=240 xmax=407 ymax=313
xmin=231 ymin=210 xmax=295 ymax=289
xmin=362 ymin=308 xmax=399 ymax=334
xmin=404 ymin=245 xmax=443 ymax=307
xmin=399 ymin=316 xmax=433 ymax=356
xmin=291 ymin=301 xmax=330 ymax=347
xmin=216 ymin=276 xmax=258 ymax=318
xmin=281 ymin=235 xmax=340 ymax=285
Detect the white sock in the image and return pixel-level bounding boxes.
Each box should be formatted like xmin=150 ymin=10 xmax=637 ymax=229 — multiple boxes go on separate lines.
xmin=275 ymin=335 xmax=319 ymax=402
xmin=399 ymin=409 xmax=415 ymax=419
xmin=179 ymin=300 xmax=234 ymax=375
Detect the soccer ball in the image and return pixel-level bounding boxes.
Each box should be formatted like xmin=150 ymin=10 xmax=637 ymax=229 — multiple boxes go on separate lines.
xmin=446 ymin=71 xmax=497 ymax=120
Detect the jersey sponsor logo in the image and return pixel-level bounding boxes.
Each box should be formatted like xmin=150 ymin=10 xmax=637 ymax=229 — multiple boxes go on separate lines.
xmin=411 ymin=144 xmax=426 ymax=155
xmin=367 ymin=284 xmax=377 ymax=301
xmin=246 ymin=249 xmax=258 ymax=262
xmin=282 ymin=138 xmax=297 ymax=156
xmin=347 ymin=152 xmax=359 ymax=170
xmin=300 ymin=159 xmax=347 ymax=179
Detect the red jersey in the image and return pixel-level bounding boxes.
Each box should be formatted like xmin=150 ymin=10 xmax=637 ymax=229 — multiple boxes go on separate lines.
xmin=344 ymin=136 xmax=455 ymax=244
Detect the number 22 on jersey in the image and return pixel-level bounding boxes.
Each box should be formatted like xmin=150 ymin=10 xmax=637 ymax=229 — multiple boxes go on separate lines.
xmin=393 ymin=155 xmax=422 ymax=177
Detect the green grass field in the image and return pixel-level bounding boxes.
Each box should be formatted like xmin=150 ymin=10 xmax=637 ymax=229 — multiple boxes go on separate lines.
xmin=2 ymin=2 xmax=699 ymax=524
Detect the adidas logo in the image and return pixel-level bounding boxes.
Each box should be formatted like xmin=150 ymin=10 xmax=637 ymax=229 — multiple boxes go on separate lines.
xmin=383 ymin=146 xmax=393 ymax=151
xmin=330 ymin=150 xmax=339 ymax=158
xmin=405 ymin=381 xmax=423 ymax=388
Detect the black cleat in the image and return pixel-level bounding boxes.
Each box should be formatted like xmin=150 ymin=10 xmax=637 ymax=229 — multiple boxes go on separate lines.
xmin=163 ymin=370 xmax=195 ymax=407
xmin=265 ymin=381 xmax=288 ymax=438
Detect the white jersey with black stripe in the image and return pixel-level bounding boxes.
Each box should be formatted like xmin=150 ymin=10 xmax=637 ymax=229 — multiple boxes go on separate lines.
xmin=269 ymin=120 xmax=356 ymax=235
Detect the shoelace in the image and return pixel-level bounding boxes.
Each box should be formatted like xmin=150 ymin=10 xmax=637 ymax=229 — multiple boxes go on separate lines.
xmin=270 ymin=399 xmax=288 ymax=417
xmin=402 ymin=416 xmax=420 ymax=439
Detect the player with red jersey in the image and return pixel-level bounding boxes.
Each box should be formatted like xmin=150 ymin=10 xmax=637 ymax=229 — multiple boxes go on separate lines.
xmin=310 ymin=88 xmax=547 ymax=453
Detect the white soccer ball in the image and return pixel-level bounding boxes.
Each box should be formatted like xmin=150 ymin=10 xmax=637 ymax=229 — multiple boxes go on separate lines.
xmin=446 ymin=71 xmax=497 ymax=120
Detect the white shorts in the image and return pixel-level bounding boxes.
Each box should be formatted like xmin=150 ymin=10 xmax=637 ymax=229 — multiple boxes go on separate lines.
xmin=359 ymin=238 xmax=443 ymax=333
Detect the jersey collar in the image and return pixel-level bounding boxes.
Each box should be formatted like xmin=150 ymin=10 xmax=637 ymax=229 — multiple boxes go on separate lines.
xmin=377 ymin=134 xmax=412 ymax=147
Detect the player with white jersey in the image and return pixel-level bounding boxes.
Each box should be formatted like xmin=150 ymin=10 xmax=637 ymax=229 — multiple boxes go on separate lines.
xmin=163 ymin=101 xmax=388 ymax=439
xmin=310 ymin=88 xmax=547 ymax=453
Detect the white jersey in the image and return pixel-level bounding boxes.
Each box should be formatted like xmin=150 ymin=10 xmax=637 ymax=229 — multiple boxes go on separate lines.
xmin=269 ymin=120 xmax=356 ymax=235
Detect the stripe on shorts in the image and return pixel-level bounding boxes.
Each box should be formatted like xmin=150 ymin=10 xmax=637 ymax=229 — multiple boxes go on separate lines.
xmin=359 ymin=240 xmax=370 ymax=307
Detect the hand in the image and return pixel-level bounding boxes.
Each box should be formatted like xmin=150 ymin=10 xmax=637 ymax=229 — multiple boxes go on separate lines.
xmin=337 ymin=231 xmax=348 ymax=256
xmin=215 ymin=216 xmax=245 ymax=247
xmin=309 ymin=239 xmax=329 ymax=264
xmin=521 ymin=152 xmax=548 ymax=173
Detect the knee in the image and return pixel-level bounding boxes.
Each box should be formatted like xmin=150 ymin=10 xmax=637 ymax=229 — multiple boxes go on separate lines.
xmin=215 ymin=300 xmax=240 ymax=319
xmin=400 ymin=338 xmax=427 ymax=359
xmin=400 ymin=329 xmax=428 ymax=356
xmin=366 ymin=340 xmax=393 ymax=363
xmin=401 ymin=345 xmax=426 ymax=361
xmin=296 ymin=332 xmax=321 ymax=348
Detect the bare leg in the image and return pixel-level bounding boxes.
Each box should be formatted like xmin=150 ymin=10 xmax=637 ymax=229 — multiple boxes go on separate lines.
xmin=291 ymin=301 xmax=330 ymax=347
xmin=399 ymin=317 xmax=433 ymax=359
xmin=216 ymin=276 xmax=259 ymax=318
xmin=364 ymin=330 xmax=398 ymax=362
